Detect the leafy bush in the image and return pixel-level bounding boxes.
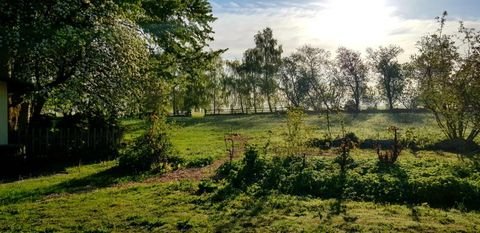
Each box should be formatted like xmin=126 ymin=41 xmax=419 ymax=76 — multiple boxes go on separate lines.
xmin=119 ymin=114 xmax=178 ymax=172
xmin=285 ymin=108 xmax=309 ymax=154
xmin=431 ymin=139 xmax=480 ymax=154
xmin=345 ymin=132 xmax=360 ymax=145
xmin=306 ymin=132 xmax=359 ymax=150
xmin=306 ymin=138 xmax=330 ymax=149
xmin=335 ymin=139 xmax=355 ymax=172
xmin=185 ymin=156 xmax=214 ymax=168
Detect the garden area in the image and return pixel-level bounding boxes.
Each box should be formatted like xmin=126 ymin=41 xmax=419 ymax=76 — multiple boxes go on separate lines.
xmin=1 ymin=113 xmax=480 ymax=232
xmin=2 ymin=1 xmax=480 ymax=232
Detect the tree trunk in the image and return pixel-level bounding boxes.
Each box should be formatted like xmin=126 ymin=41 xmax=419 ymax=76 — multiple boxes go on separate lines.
xmin=388 ymin=97 xmax=394 ymax=111
xmin=172 ymin=87 xmax=177 ymax=115
xmin=326 ymin=108 xmax=332 ymax=139
xmin=30 ymin=95 xmax=46 ymax=124
xmin=240 ymin=96 xmax=244 ymax=114
xmin=213 ymin=91 xmax=217 ymax=115
xmin=253 ymin=91 xmax=257 ymax=114
xmin=355 ymin=98 xmax=360 ymax=112
xmin=355 ymin=79 xmax=361 ymax=112
xmin=267 ymin=94 xmax=273 ymax=113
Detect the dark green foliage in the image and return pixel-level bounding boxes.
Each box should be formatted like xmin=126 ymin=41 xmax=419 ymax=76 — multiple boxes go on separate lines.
xmin=345 ymin=133 xmax=360 ymax=145
xmin=119 ymin=133 xmax=174 ymax=172
xmin=431 ymin=139 xmax=479 ymax=154
xmin=335 ymin=139 xmax=355 ymax=172
xmin=197 ymin=180 xmax=218 ymax=194
xmin=306 ymin=138 xmax=327 ymax=149
xmin=127 ymin=216 xmax=166 ymax=230
xmin=185 ymin=156 xmax=214 ymax=168
xmin=176 ymin=220 xmax=193 ymax=232
xmin=236 ymin=146 xmax=268 ymax=187
xmin=306 ymin=132 xmax=359 ymax=149
xmin=119 ymin=115 xmax=178 ymax=172
xmin=215 ymin=148 xmax=480 ymax=210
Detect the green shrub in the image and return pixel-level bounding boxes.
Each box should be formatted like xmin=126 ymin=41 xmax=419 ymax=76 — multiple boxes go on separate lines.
xmin=185 ymin=156 xmax=214 ymax=168
xmin=345 ymin=132 xmax=360 ymax=145
xmin=431 ymin=139 xmax=480 ymax=153
xmin=306 ymin=132 xmax=359 ymax=149
xmin=237 ymin=146 xmax=268 ymax=187
xmin=285 ymin=108 xmax=309 ymax=154
xmin=306 ymin=138 xmax=332 ymax=149
xmin=119 ymin=114 xmax=178 ymax=172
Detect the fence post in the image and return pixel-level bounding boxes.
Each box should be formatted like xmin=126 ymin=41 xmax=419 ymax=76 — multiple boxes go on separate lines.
xmin=31 ymin=128 xmax=35 ymax=155
xmin=100 ymin=128 xmax=104 ymax=147
xmin=106 ymin=128 xmax=110 ymax=146
xmin=87 ymin=127 xmax=90 ymax=148
xmin=45 ymin=128 xmax=49 ymax=154
xmin=93 ymin=128 xmax=97 ymax=149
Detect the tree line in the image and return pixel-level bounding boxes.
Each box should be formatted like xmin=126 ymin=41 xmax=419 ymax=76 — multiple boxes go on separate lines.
xmin=200 ymin=31 xmax=415 ymax=114
xmin=175 ymin=12 xmax=480 ymax=143
xmin=1 ymin=3 xmax=479 ymax=146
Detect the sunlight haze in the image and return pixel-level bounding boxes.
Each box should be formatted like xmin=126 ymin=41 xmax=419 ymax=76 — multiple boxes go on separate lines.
xmin=210 ymin=0 xmax=480 ymax=61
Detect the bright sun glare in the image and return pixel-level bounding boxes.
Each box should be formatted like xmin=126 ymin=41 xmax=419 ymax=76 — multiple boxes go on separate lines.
xmin=308 ymin=0 xmax=396 ymax=47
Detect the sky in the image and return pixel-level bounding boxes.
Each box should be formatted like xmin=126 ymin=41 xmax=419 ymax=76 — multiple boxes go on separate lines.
xmin=208 ymin=0 xmax=480 ymax=61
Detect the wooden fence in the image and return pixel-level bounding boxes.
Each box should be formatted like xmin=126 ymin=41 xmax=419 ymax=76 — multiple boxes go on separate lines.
xmin=205 ymin=107 xmax=288 ymax=116
xmin=11 ymin=127 xmax=122 ymax=157
xmin=202 ymin=107 xmax=430 ymax=116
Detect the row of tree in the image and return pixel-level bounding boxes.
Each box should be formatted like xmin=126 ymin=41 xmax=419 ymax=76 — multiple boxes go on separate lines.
xmin=196 ymin=12 xmax=479 ymax=142
xmin=203 ymin=32 xmax=417 ymax=114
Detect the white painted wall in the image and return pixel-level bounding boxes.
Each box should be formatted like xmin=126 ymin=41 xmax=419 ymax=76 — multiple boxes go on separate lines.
xmin=0 ymin=81 xmax=7 ymax=145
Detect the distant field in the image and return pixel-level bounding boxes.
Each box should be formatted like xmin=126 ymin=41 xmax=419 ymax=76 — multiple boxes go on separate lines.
xmin=1 ymin=113 xmax=479 ymax=232
xmin=123 ymin=112 xmax=445 ymax=163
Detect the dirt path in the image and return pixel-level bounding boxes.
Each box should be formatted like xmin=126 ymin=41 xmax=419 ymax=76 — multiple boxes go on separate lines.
xmin=143 ymin=158 xmax=227 ymax=183
xmin=141 ymin=133 xmax=249 ymax=184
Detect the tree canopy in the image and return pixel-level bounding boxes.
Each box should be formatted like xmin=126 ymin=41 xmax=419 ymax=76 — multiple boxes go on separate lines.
xmin=0 ymin=0 xmax=221 ymax=126
xmin=367 ymin=45 xmax=405 ymax=111
xmin=413 ymin=12 xmax=480 ymax=142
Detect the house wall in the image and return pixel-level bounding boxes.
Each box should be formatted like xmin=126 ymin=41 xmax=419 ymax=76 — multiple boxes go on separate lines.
xmin=0 ymin=81 xmax=7 ymax=145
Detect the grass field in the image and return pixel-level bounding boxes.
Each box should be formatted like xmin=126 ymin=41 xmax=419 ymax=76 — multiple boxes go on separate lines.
xmin=1 ymin=113 xmax=480 ymax=232
xmin=123 ymin=113 xmax=446 ymax=164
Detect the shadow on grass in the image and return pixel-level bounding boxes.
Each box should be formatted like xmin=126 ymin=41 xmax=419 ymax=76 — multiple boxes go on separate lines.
xmin=0 ymin=166 xmax=141 ymax=205
xmin=0 ymin=157 xmax=116 ymax=184
xmin=213 ymin=195 xmax=268 ymax=232
xmin=169 ymin=114 xmax=285 ymax=130
xmin=384 ymin=112 xmax=428 ymax=125
xmin=428 ymin=139 xmax=480 ymax=156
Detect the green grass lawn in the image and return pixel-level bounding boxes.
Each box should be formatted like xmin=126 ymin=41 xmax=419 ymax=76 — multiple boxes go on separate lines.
xmin=123 ymin=113 xmax=446 ymax=164
xmin=1 ymin=113 xmax=479 ymax=232
xmin=1 ymin=159 xmax=479 ymax=232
